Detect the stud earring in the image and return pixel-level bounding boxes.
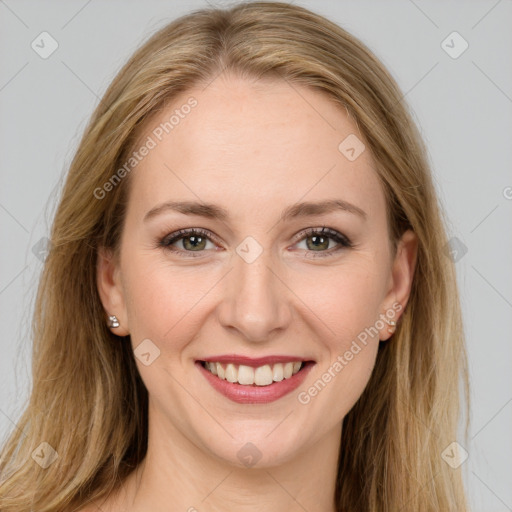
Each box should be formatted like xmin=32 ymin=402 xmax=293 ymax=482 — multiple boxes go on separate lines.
xmin=386 ymin=319 xmax=397 ymax=334
xmin=108 ymin=315 xmax=120 ymax=328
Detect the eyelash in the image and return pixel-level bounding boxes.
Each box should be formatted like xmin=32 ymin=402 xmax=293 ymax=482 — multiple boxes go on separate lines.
xmin=157 ymin=226 xmax=353 ymax=259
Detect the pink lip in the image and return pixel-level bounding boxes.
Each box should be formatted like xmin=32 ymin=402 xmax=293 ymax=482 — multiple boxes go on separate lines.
xmin=196 ymin=360 xmax=315 ymax=404
xmin=198 ymin=354 xmax=312 ymax=368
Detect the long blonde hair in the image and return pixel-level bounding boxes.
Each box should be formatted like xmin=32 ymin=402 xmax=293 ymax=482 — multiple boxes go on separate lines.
xmin=0 ymin=2 xmax=470 ymax=510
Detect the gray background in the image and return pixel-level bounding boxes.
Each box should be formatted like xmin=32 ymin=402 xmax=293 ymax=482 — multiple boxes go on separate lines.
xmin=1 ymin=1 xmax=511 ymax=510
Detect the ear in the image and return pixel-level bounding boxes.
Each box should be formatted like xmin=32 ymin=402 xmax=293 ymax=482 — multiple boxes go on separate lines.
xmin=96 ymin=246 xmax=130 ymax=336
xmin=379 ymin=229 xmax=418 ymax=340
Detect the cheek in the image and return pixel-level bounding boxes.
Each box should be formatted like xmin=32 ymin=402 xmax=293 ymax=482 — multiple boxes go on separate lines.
xmin=123 ymin=234 xmax=388 ymax=348
xmin=296 ymin=268 xmax=383 ymax=422
xmin=293 ymin=259 xmax=385 ymax=406
xmin=122 ymin=254 xmax=222 ymax=347
xmin=297 ymin=258 xmax=386 ymax=341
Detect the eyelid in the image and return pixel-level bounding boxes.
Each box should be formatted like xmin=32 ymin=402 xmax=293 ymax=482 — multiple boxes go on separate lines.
xmin=160 ymin=227 xmax=224 ymax=248
xmin=290 ymin=226 xmax=353 ymax=248
xmin=158 ymin=226 xmax=353 ymax=257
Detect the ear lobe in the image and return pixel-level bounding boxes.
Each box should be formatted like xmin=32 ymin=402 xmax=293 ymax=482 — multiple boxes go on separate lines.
xmin=96 ymin=246 xmax=130 ymax=336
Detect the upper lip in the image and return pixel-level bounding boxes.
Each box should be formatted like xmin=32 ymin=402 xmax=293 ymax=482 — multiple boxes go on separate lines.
xmin=197 ymin=354 xmax=314 ymax=368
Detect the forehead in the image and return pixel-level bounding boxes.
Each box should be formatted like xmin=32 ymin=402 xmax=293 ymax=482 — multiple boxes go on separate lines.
xmin=127 ymin=75 xmax=385 ymax=224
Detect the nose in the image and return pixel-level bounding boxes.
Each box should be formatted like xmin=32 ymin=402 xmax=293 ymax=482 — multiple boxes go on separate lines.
xmin=216 ymin=248 xmax=292 ymax=343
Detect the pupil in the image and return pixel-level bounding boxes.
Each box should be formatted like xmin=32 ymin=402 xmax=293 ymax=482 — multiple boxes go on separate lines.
xmin=184 ymin=235 xmax=205 ymax=251
xmin=307 ymin=235 xmax=328 ymax=251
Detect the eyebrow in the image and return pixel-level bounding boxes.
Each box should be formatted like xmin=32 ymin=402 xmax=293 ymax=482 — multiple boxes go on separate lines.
xmin=143 ymin=198 xmax=367 ymax=223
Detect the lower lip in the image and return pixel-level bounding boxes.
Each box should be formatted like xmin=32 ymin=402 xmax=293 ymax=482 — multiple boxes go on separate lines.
xmin=196 ymin=361 xmax=315 ymax=404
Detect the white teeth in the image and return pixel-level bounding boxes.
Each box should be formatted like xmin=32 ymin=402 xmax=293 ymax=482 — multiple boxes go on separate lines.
xmin=254 ymin=365 xmax=273 ymax=386
xmin=225 ymin=363 xmax=237 ymax=383
xmin=203 ymin=360 xmax=305 ymax=386
xmin=283 ymin=362 xmax=293 ymax=379
xmin=272 ymin=363 xmax=284 ymax=382
xmin=237 ymin=365 xmax=254 ymax=385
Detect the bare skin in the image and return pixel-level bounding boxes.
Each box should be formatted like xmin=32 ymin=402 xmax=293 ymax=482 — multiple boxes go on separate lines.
xmin=93 ymin=73 xmax=418 ymax=511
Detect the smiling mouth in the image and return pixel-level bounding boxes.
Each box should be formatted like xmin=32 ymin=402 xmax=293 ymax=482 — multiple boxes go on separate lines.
xmin=199 ymin=360 xmax=314 ymax=387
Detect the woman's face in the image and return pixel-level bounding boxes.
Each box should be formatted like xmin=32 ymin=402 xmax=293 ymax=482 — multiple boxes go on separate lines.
xmin=98 ymin=74 xmax=417 ymax=468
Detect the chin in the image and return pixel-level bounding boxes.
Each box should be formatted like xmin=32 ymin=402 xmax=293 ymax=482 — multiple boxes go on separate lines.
xmin=199 ymin=425 xmax=307 ymax=470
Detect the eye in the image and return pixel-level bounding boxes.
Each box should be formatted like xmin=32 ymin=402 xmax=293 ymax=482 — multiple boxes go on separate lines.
xmin=292 ymin=226 xmax=353 ymax=258
xmin=158 ymin=226 xmax=353 ymax=259
xmin=158 ymin=228 xmax=219 ymax=257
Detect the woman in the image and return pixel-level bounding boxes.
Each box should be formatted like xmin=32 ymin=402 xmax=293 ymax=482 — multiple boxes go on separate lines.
xmin=0 ymin=2 xmax=470 ymax=511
